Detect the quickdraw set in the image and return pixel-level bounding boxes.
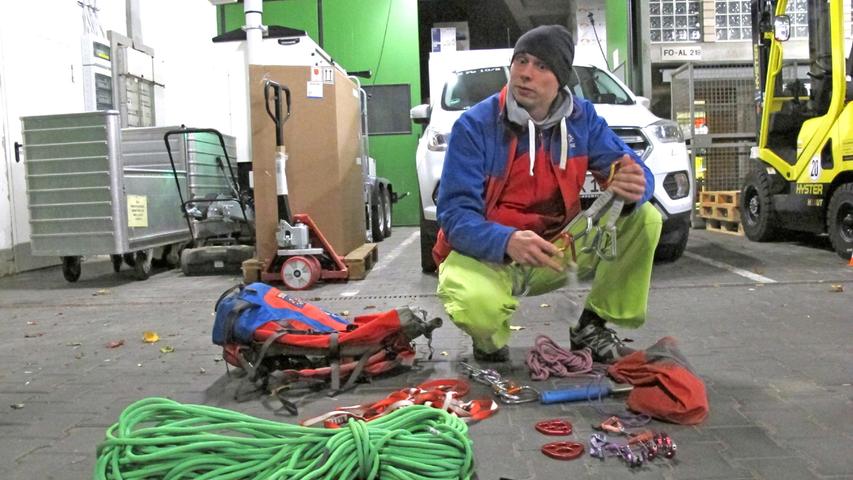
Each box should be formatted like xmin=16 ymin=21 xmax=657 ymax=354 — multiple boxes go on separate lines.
xmin=589 ymin=416 xmax=677 ymax=468
xmin=514 ymin=188 xmax=626 ymax=295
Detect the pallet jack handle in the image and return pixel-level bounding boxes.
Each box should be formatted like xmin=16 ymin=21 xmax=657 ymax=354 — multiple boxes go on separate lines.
xmin=263 ymin=79 xmax=294 ymax=224
xmin=263 ymin=79 xmax=291 ymax=148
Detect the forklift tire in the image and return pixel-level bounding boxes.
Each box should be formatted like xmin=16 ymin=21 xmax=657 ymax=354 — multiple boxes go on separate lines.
xmin=381 ymin=187 xmax=393 ymax=239
xmin=61 ymin=256 xmax=82 ymax=283
xmin=827 ymin=183 xmax=853 ymax=259
xmin=740 ymin=170 xmax=779 ymax=241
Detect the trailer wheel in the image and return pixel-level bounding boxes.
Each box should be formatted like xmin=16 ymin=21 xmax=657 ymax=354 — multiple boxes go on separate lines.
xmin=381 ymin=186 xmax=393 ymax=238
xmin=133 ymin=249 xmax=153 ymax=280
xmin=827 ymin=183 xmax=853 ymax=259
xmin=61 ymin=256 xmax=82 ymax=282
xmin=370 ymin=197 xmax=385 ymax=241
xmin=280 ymin=255 xmax=321 ymax=290
xmin=740 ymin=170 xmax=779 ymax=241
xmin=110 ymin=254 xmax=123 ymax=273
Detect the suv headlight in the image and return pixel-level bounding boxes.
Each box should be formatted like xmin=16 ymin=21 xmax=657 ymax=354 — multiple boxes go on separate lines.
xmin=426 ymin=127 xmax=449 ymax=152
xmin=647 ymin=119 xmax=684 ymax=143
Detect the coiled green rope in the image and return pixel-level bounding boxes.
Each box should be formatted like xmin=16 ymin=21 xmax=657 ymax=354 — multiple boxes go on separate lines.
xmin=94 ymin=397 xmax=474 ymax=480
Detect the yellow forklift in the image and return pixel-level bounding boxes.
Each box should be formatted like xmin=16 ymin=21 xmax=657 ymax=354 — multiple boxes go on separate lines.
xmin=743 ymin=0 xmax=853 ymax=258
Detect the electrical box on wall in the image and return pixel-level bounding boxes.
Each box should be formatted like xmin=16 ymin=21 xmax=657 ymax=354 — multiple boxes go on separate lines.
xmin=81 ymin=34 xmax=114 ymax=111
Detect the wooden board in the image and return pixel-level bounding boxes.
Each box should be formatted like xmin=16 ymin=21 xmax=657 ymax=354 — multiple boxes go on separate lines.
xmin=343 ymin=243 xmax=379 ymax=280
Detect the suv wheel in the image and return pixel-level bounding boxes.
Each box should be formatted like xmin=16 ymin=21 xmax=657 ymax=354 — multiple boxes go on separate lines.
xmin=654 ymin=216 xmax=689 ymax=262
xmin=419 ymin=198 xmax=438 ymax=273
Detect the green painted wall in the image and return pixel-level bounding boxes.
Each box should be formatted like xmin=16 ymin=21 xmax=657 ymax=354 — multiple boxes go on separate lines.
xmin=219 ymin=0 xmax=422 ymax=226
xmin=604 ymin=0 xmax=631 ymax=86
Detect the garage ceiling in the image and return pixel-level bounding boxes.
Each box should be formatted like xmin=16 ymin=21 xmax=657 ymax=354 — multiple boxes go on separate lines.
xmin=502 ymin=0 xmax=574 ymax=31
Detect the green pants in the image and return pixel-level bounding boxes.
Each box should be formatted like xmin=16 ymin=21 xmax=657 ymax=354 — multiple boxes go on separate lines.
xmin=437 ymin=203 xmax=662 ymax=353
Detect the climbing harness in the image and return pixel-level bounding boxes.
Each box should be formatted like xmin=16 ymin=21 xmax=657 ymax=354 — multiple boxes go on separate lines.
xmin=300 ymin=378 xmax=498 ymax=427
xmin=460 ymin=362 xmax=540 ymax=404
xmin=94 ymin=397 xmax=475 ymax=480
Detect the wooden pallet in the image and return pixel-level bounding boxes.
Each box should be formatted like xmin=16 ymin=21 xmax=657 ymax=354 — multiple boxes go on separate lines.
xmin=698 ymin=190 xmax=742 ymax=225
xmin=344 ymin=243 xmax=379 ymax=280
xmin=699 ymin=190 xmax=740 ymax=205
xmin=705 ymin=218 xmax=744 ymax=236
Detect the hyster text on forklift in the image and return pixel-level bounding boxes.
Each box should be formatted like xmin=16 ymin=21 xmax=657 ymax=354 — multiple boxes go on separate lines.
xmin=742 ymin=0 xmax=853 ymax=258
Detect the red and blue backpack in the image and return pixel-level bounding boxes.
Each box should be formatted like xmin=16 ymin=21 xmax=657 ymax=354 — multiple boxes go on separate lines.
xmin=213 ymin=283 xmax=442 ymax=407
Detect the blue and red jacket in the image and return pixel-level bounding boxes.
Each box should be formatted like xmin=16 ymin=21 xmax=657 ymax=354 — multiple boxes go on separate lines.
xmin=433 ymin=86 xmax=654 ymax=265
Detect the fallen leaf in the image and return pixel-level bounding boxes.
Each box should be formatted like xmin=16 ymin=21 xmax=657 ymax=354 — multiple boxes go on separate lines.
xmin=338 ymin=311 xmax=350 ymax=316
xmin=106 ymin=339 xmax=125 ymax=349
xmin=440 ymin=351 xmax=449 ymax=356
xmin=66 ymin=341 xmax=82 ymax=346
xmin=539 ymin=303 xmax=551 ymax=308
xmin=142 ymin=331 xmax=160 ymax=343
xmin=199 ymin=368 xmax=207 ymax=374
xmin=364 ymin=305 xmax=376 ymax=310
xmin=26 ymin=321 xmax=37 ymax=326
xmin=10 ymin=404 xmax=24 ymax=410
xmin=24 ymin=332 xmax=45 ymax=338
xmin=509 ymin=325 xmax=525 ymax=331
xmin=830 ymin=284 xmax=844 ymax=293
xmin=159 ymin=345 xmax=175 ymax=354
xmin=93 ymin=289 xmax=111 ymax=296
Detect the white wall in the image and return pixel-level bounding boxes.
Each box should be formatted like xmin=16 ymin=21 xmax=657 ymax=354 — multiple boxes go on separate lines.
xmin=0 ymin=1 xmax=236 ymax=275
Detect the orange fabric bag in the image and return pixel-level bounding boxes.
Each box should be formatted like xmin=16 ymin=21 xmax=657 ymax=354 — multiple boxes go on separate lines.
xmin=607 ymin=336 xmax=709 ymax=425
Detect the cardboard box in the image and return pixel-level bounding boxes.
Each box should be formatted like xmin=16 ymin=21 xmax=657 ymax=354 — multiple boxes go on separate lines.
xmin=249 ymin=65 xmax=364 ymax=265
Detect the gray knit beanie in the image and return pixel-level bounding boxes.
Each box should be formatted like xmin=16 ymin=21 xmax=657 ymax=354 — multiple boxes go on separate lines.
xmin=512 ymin=25 xmax=575 ymax=87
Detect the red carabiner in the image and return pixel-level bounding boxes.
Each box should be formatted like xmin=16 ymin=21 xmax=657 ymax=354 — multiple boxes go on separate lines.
xmin=535 ymin=419 xmax=573 ymax=436
xmin=541 ymin=441 xmax=585 ymax=460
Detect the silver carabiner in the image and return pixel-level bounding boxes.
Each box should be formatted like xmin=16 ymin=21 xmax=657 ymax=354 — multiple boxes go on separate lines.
xmin=496 ymin=385 xmax=540 ymax=404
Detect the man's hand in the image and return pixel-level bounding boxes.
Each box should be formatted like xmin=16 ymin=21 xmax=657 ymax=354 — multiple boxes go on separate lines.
xmin=506 ymin=230 xmax=564 ymax=271
xmin=608 ymin=155 xmax=646 ymax=203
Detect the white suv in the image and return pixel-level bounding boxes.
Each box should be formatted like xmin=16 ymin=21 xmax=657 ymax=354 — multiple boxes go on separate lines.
xmin=410 ymin=49 xmax=693 ymax=272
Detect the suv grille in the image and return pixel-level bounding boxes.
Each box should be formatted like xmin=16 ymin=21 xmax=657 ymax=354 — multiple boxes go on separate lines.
xmin=611 ymin=127 xmax=650 ymax=160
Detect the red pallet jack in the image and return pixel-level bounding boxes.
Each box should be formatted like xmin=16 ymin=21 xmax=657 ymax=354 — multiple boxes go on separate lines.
xmin=258 ymin=79 xmax=348 ymax=290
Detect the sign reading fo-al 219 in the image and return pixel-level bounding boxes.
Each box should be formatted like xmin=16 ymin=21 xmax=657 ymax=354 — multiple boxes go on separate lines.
xmin=661 ymin=46 xmax=702 ymax=61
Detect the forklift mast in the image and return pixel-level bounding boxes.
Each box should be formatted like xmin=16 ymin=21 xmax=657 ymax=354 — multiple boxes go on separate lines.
xmin=751 ymin=0 xmax=843 ymax=176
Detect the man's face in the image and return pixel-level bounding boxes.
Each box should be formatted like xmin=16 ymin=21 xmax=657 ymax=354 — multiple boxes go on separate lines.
xmin=509 ymin=52 xmax=560 ymax=119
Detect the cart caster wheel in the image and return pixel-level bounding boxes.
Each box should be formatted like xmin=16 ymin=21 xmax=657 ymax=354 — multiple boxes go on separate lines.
xmin=280 ymin=255 xmax=321 ymax=290
xmin=110 ymin=254 xmax=123 ymax=273
xmin=61 ymin=256 xmax=82 ymax=282
xmin=123 ymin=253 xmax=136 ymax=267
xmin=163 ymin=243 xmax=183 ymax=269
xmin=133 ymin=249 xmax=153 ymax=280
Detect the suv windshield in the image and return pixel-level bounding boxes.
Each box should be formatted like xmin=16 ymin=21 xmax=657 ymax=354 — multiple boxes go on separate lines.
xmin=442 ymin=66 xmax=509 ymax=111
xmin=440 ymin=65 xmax=634 ymax=111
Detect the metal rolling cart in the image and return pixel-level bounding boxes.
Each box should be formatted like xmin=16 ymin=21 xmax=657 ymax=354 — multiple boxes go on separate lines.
xmin=20 ymin=110 xmax=243 ymax=282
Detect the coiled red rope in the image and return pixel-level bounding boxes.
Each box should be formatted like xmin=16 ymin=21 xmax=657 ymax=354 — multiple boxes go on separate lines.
xmin=526 ymin=334 xmax=596 ymax=380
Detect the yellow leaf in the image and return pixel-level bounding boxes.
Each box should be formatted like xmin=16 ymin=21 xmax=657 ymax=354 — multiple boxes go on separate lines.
xmin=509 ymin=325 xmax=525 ymax=331
xmin=142 ymin=331 xmax=160 ymax=343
